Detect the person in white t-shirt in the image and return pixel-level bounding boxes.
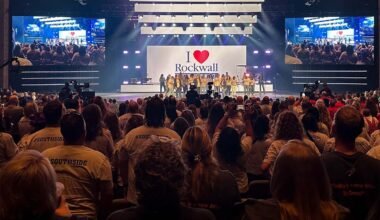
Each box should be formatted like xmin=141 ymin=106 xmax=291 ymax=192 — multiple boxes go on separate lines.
xmin=43 ymin=112 xmax=113 ymax=219
xmin=22 ymin=100 xmax=64 ymax=152
xmin=119 ymin=96 xmax=181 ymax=205
xmin=261 ymin=111 xmax=320 ymax=173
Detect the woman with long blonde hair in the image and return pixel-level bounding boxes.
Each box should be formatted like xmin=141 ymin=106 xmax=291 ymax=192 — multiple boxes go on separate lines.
xmin=181 ymin=126 xmax=240 ymax=208
xmin=244 ymin=141 xmax=348 ymax=220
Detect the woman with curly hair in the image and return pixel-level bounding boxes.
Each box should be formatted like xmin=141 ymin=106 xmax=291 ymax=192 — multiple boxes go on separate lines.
xmin=315 ymin=99 xmax=332 ymax=134
xmin=261 ymin=111 xmax=320 ymax=173
xmin=181 ymin=126 xmax=240 ymax=208
xmin=108 ymin=137 xmax=215 ymax=220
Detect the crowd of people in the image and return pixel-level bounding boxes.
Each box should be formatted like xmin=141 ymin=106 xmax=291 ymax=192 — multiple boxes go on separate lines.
xmin=0 ymin=88 xmax=380 ymax=220
xmin=285 ymin=42 xmax=375 ymax=65
xmin=159 ymin=73 xmax=265 ymax=98
xmin=12 ymin=42 xmax=105 ymax=66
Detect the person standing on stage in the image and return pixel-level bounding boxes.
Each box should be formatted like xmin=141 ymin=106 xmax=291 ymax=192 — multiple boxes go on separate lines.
xmin=214 ymin=74 xmax=221 ymax=94
xmin=165 ymin=75 xmax=171 ymax=95
xmin=159 ymin=74 xmax=166 ymax=94
xmin=175 ymin=74 xmax=182 ymax=98
xmin=220 ymin=74 xmax=226 ymax=97
xmin=167 ymin=75 xmax=175 ymax=96
xmin=258 ymin=73 xmax=265 ymax=95
xmin=182 ymin=74 xmax=189 ymax=95
xmin=249 ymin=74 xmax=256 ymax=96
xmin=226 ymin=75 xmax=232 ymax=97
xmin=200 ymin=75 xmax=208 ymax=94
xmin=243 ymin=74 xmax=251 ymax=96
xmin=231 ymin=76 xmax=238 ymax=97
xmin=196 ymin=74 xmax=201 ymax=94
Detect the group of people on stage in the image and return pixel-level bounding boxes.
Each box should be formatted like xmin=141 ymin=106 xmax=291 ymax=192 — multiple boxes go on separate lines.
xmin=159 ymin=72 xmax=265 ymax=98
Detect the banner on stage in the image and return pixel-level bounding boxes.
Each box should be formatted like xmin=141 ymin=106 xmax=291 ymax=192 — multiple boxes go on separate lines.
xmin=147 ymin=46 xmax=246 ymax=82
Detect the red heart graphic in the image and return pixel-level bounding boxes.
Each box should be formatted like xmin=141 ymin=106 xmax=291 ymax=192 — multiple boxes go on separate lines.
xmin=338 ymin=31 xmax=343 ymax=35
xmin=70 ymin=32 xmax=75 ymax=36
xmin=193 ymin=50 xmax=209 ymax=64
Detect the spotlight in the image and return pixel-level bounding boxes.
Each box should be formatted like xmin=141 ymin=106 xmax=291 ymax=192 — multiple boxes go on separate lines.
xmin=265 ymin=65 xmax=271 ymax=69
xmin=265 ymin=50 xmax=271 ymax=54
xmin=219 ymin=23 xmax=223 ymax=27
xmin=143 ymin=23 xmax=147 ymax=26
xmin=249 ymin=24 xmax=253 ymax=27
xmin=162 ymin=23 xmax=166 ymax=27
xmin=189 ymin=23 xmax=194 ymax=27
xmin=216 ymin=34 xmax=220 ymax=37
xmin=123 ymin=81 xmax=129 ymax=84
xmin=162 ymin=34 xmax=166 ymax=37
xmin=238 ymin=16 xmax=241 ymax=19
xmin=204 ymin=24 xmax=208 ymax=27
xmin=253 ymin=66 xmax=258 ymax=69
xmin=156 ymin=15 xmax=159 ymax=19
xmin=135 ymin=50 xmax=141 ymax=54
xmin=203 ymin=34 xmax=207 ymax=37
xmin=123 ymin=65 xmax=129 ymax=69
xmin=139 ymin=15 xmax=143 ymax=19
xmin=123 ymin=50 xmax=129 ymax=54
xmin=189 ymin=15 xmax=192 ymax=19
xmin=172 ymin=23 xmax=176 ymax=27
xmin=136 ymin=65 xmax=141 ymax=69
xmin=253 ymin=50 xmax=259 ymax=54
xmin=221 ymin=15 xmax=224 ymax=19
xmin=232 ymin=23 xmax=236 ymax=27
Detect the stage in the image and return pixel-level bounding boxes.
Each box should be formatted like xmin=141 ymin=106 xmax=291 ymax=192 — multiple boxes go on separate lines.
xmin=97 ymin=90 xmax=296 ymax=102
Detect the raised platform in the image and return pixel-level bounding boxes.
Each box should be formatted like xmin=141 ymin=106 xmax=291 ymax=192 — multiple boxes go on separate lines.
xmin=120 ymin=83 xmax=274 ymax=93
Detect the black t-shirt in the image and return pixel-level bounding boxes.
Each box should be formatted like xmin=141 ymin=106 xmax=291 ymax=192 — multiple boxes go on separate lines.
xmin=107 ymin=206 xmax=215 ymax=220
xmin=321 ymin=151 xmax=380 ymax=220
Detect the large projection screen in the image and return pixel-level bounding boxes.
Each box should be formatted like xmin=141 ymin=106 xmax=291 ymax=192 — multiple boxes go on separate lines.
xmin=147 ymin=46 xmax=247 ymax=82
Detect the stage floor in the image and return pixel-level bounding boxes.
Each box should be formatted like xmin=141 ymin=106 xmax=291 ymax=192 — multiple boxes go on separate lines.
xmin=97 ymin=91 xmax=298 ymax=102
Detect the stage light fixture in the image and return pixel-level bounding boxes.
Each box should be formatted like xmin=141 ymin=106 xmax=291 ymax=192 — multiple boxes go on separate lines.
xmin=221 ymin=15 xmax=224 ymax=19
xmin=253 ymin=66 xmax=259 ymax=69
xmin=162 ymin=23 xmax=166 ymax=26
xmin=203 ymin=34 xmax=207 ymax=37
xmin=123 ymin=81 xmax=129 ymax=85
xmin=232 ymin=23 xmax=236 ymax=27
xmin=249 ymin=23 xmax=253 ymax=26
xmin=189 ymin=23 xmax=194 ymax=27
xmin=135 ymin=50 xmax=141 ymax=54
xmin=265 ymin=65 xmax=271 ymax=69
xmin=136 ymin=65 xmax=141 ymax=69
xmin=204 ymin=24 xmax=208 ymax=27
xmin=123 ymin=66 xmax=129 ymax=69
xmin=123 ymin=50 xmax=129 ymax=54
xmin=219 ymin=23 xmax=223 ymax=27
xmin=172 ymin=23 xmax=176 ymax=26
xmin=156 ymin=15 xmax=159 ymax=19
xmin=265 ymin=50 xmax=271 ymax=54
xmin=253 ymin=50 xmax=259 ymax=54
xmin=139 ymin=15 xmax=143 ymax=19
xmin=144 ymin=23 xmax=147 ymax=26
xmin=162 ymin=35 xmax=166 ymax=37
xmin=217 ymin=34 xmax=220 ymax=37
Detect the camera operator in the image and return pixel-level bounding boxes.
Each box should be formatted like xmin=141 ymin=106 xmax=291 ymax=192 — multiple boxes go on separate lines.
xmin=58 ymin=82 xmax=72 ymax=101
xmin=186 ymin=84 xmax=199 ymax=106
xmin=319 ymin=82 xmax=332 ymax=97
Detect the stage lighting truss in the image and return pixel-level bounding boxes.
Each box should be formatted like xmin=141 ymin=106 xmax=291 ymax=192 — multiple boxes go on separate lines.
xmin=140 ymin=26 xmax=253 ymax=35
xmin=132 ymin=0 xmax=264 ymax=36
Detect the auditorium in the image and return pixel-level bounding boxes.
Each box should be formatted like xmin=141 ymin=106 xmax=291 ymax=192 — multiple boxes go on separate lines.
xmin=0 ymin=0 xmax=380 ymax=219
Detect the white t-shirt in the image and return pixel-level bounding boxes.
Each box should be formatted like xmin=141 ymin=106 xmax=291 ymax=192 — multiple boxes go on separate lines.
xmin=367 ymin=145 xmax=380 ymax=160
xmin=122 ymin=125 xmax=181 ymax=204
xmin=21 ymin=127 xmax=63 ymax=152
xmin=263 ymin=138 xmax=320 ymax=173
xmin=43 ymin=145 xmax=112 ymax=218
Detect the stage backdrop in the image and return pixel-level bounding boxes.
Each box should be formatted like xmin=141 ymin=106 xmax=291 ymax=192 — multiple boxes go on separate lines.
xmin=147 ymin=46 xmax=247 ymax=82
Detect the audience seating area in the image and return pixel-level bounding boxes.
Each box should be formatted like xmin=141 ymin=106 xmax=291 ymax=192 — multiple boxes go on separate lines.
xmin=0 ymin=90 xmax=380 ymax=220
